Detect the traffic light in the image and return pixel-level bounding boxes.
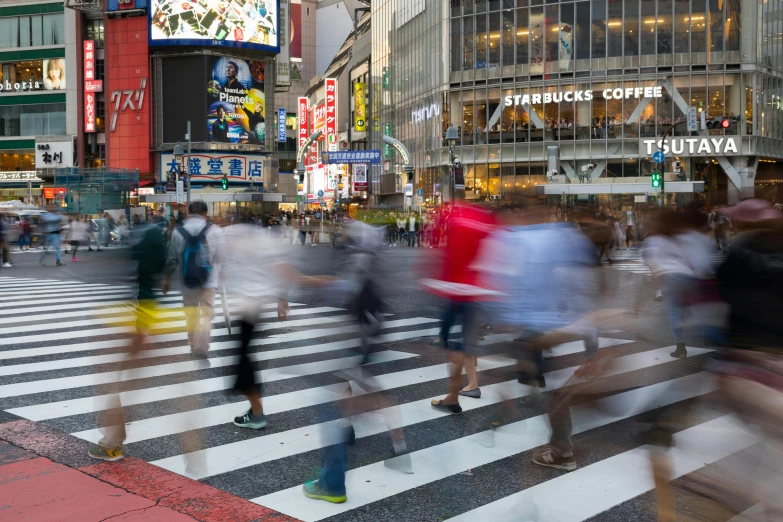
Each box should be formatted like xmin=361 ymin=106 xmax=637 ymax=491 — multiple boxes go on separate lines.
xmin=221 ymin=175 xmax=228 ymax=190
xmin=706 ymin=117 xmax=731 ymax=130
xmin=651 ymin=173 xmax=661 ymax=188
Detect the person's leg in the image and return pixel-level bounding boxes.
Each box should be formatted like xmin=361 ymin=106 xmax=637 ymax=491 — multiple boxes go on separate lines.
xmin=461 ymin=303 xmax=480 ymax=392
xmin=181 ymin=290 xmax=198 ymax=353
xmin=194 ymin=288 xmax=215 ymax=355
xmin=233 ymin=308 xmax=267 ymax=428
xmin=662 ymin=275 xmax=687 ymax=357
xmin=71 ymin=241 xmax=79 ymax=260
xmin=53 ymin=234 xmax=61 ymax=263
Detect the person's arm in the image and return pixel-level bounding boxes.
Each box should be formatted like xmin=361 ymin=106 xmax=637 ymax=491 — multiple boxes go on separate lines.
xmin=162 ymin=228 xmax=182 ymax=294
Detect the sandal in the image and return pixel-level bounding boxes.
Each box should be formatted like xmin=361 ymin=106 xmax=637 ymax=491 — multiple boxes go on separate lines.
xmin=430 ymin=399 xmax=462 ymax=414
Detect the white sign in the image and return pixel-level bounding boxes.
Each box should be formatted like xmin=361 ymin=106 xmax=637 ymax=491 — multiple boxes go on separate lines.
xmin=641 ymin=137 xmax=739 ymax=157
xmin=276 ymin=0 xmax=291 ymax=87
xmin=137 ymin=187 xmax=154 ymax=195
xmin=35 ymin=140 xmax=74 ymax=168
xmin=176 ymin=180 xmax=184 ymax=204
xmin=634 ymin=195 xmax=646 ymax=203
xmin=687 ymin=107 xmax=698 ymax=132
xmin=160 ymin=152 xmax=266 ymax=182
xmin=411 ymin=102 xmax=440 ymax=124
xmin=504 ymin=86 xmax=663 ymax=107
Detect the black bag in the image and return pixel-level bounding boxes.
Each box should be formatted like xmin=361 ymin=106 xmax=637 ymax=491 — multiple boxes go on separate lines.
xmin=179 ymin=223 xmax=212 ymax=288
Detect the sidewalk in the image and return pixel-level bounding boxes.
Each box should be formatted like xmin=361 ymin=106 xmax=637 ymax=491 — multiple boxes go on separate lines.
xmin=0 ymin=420 xmax=297 ymax=522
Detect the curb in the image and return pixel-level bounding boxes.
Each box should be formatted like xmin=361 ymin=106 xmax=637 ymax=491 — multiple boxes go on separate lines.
xmin=0 ymin=420 xmax=298 ymax=522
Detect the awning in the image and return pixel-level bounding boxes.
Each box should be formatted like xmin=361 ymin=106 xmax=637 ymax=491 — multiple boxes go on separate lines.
xmin=536 ymin=181 xmax=704 ymax=195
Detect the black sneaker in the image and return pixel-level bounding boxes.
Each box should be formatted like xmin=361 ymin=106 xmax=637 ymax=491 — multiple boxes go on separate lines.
xmin=56 ymin=261 xmax=64 ymax=266
xmin=431 ymin=399 xmax=462 ymax=414
xmin=532 ymin=446 xmax=577 ymax=471
xmin=518 ymin=372 xmax=546 ymax=388
xmin=233 ymin=409 xmax=268 ymax=429
xmin=670 ymin=344 xmax=687 ymax=359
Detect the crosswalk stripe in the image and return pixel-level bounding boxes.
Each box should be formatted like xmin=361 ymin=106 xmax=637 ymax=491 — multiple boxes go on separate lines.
xmin=253 ymin=371 xmax=718 ymax=521
xmin=151 ymin=346 xmax=709 ymax=480
xmin=70 ymin=356 xmax=518 ymax=445
xmin=0 ymin=281 xmax=114 ymax=290
xmin=0 ymin=306 xmax=346 ymax=336
xmin=0 ymin=292 xmax=135 ymax=309
xmin=0 ymin=286 xmax=133 ymax=300
xmin=7 ymin=350 xmax=418 ymax=420
xmin=446 ymin=414 xmax=755 ymax=522
xmin=0 ymin=316 xmax=434 ymax=361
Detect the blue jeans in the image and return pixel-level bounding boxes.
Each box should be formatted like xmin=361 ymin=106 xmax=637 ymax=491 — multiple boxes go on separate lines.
xmin=40 ymin=233 xmax=61 ymax=263
xmin=439 ymin=301 xmax=476 ymax=351
xmin=317 ymin=401 xmax=347 ymax=495
xmin=18 ymin=233 xmax=30 ymax=249
xmin=662 ymin=274 xmax=692 ymax=345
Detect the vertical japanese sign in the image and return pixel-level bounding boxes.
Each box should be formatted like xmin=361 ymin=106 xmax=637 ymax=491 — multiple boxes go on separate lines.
xmin=84 ymin=40 xmax=96 ymax=133
xmin=354 ymin=82 xmax=366 ymax=132
xmin=325 ymin=78 xmax=337 ymax=151
xmin=298 ymin=97 xmax=309 ymax=161
xmin=384 ymin=122 xmax=391 ymax=158
xmin=278 ymin=108 xmax=287 ymax=142
xmin=276 ymin=0 xmax=291 ymax=87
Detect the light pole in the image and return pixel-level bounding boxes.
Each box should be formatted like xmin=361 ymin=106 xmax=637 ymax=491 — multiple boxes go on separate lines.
xmin=445 ymin=124 xmax=459 ymax=203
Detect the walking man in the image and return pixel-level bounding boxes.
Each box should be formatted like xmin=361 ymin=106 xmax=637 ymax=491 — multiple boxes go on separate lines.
xmin=39 ymin=211 xmax=63 ymax=266
xmin=162 ymin=201 xmax=223 ymax=358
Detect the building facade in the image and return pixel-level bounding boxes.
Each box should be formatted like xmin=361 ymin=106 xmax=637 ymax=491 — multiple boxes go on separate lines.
xmin=370 ymin=0 xmax=783 ymax=208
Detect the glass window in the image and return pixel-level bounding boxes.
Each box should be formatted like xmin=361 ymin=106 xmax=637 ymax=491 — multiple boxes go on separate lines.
xmin=707 ymin=75 xmax=724 ymax=131
xmin=476 ymin=13 xmax=488 ymax=69
xmin=84 ymin=18 xmax=104 ymax=48
xmin=490 ymin=0 xmax=501 ymax=10
xmin=691 ymin=79 xmax=707 ymax=130
xmin=726 ymin=0 xmax=740 ymax=52
xmin=707 ymin=0 xmax=723 ymax=52
xmin=671 ymin=76 xmax=689 ymax=135
xmin=544 ymin=86 xmax=559 ymax=138
xmin=592 ymin=84 xmax=608 ymax=138
xmin=624 ymin=0 xmax=639 ymax=56
xmin=725 ymin=73 xmax=742 ymax=135
xmin=19 ymin=17 xmax=30 ymax=48
xmin=42 ymin=14 xmax=64 ymax=45
xmin=559 ymin=84 xmax=575 ymax=139
xmin=0 ymin=149 xmax=35 ymax=171
xmin=501 ymin=164 xmax=515 ymax=193
xmin=475 ymin=90 xmax=488 ymax=143
xmin=463 ymin=16 xmax=474 ymax=69
xmin=575 ymin=2 xmax=590 ymax=60
xmin=451 ymin=16 xmax=462 ymax=71
xmin=657 ymin=0 xmax=673 ymax=54
xmin=608 ymin=0 xmax=623 ymax=57
xmin=0 ymin=18 xmax=19 ymax=49
xmin=656 ymin=85 xmax=673 ymax=135
xmin=530 ymin=7 xmax=544 ymax=73
xmin=690 ymin=0 xmax=707 ymax=53
xmin=476 ymin=0 xmax=487 ymax=13
xmin=517 ymin=8 xmax=529 ymax=65
xmin=674 ymin=0 xmax=689 ymax=53
xmin=451 ymin=0 xmax=462 ymax=17
xmin=488 ymin=88 xmax=501 ymax=143
xmin=464 ymin=0 xmax=474 ymax=15
xmin=559 ymin=3 xmax=574 ymax=72
xmin=474 ymin=164 xmax=487 ymax=199
xmin=640 ymin=0 xmax=655 ymax=56
xmin=462 ymin=90 xmax=475 ymax=143
xmin=502 ymin=88 xmax=515 ymax=142
xmin=545 ymin=4 xmax=558 ymax=72
xmin=502 ymin=9 xmax=515 ymax=66
xmin=607 ymin=81 xmax=623 ymax=137
xmin=489 ymin=163 xmax=501 ymax=196
xmin=623 ymin=81 xmax=640 ymax=138
xmin=489 ymin=12 xmax=501 ymax=67
xmin=0 ymin=103 xmax=65 ymax=137
xmin=592 ymin=0 xmax=607 ymax=58
xmin=30 ymin=15 xmax=43 ymax=47
xmin=515 ymin=90 xmax=530 ymax=142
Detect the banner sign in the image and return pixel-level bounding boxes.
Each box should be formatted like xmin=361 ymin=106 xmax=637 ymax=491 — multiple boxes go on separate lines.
xmin=161 ymin=152 xmax=266 ymax=182
xmin=298 ymin=97 xmax=309 ymax=149
xmin=352 ymin=163 xmax=368 ymax=191
xmin=354 ymin=82 xmax=366 ymax=132
xmin=322 ymin=150 xmax=381 ymax=164
xmin=640 ymin=137 xmax=740 ymax=157
xmin=207 ymin=56 xmax=266 ymax=145
xmin=325 ymin=78 xmax=337 ymax=150
xmin=558 ymin=23 xmax=573 ymax=71
xmin=84 ymin=40 xmax=96 ymax=133
xmin=278 ymin=108 xmax=287 ymax=142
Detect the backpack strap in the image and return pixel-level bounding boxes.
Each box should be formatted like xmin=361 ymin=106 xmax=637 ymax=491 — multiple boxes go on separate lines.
xmin=177 ymin=225 xmax=193 ymax=241
xmin=196 ymin=222 xmax=212 ymax=241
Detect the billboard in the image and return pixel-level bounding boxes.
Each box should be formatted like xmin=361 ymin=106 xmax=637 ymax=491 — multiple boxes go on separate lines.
xmin=149 ymin=0 xmax=279 ymax=52
xmin=161 ymin=152 xmax=265 ymax=182
xmin=207 ymin=56 xmax=266 ymax=145
xmin=325 ymin=78 xmax=337 ymax=150
xmin=354 ymin=82 xmax=366 ymax=132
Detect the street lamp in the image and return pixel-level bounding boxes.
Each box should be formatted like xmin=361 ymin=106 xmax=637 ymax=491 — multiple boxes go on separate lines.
xmin=445 ymin=125 xmax=459 ymax=202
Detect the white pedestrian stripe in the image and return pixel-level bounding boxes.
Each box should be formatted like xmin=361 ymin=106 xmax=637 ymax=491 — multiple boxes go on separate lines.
xmin=0 ymin=276 xmax=754 ymax=522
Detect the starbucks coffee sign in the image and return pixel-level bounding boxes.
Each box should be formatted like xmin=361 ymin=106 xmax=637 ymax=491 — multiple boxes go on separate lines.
xmin=504 ymin=86 xmax=663 ymax=106
xmin=641 ymin=137 xmax=739 ymax=157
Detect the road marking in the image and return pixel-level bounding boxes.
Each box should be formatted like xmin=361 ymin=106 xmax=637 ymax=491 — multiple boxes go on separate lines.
xmin=254 ymin=371 xmax=719 ymax=521
xmin=152 ymin=346 xmax=706 ymax=480
xmin=446 ymin=414 xmax=756 ymax=522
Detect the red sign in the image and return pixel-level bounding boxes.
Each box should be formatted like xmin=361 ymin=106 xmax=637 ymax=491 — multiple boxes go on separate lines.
xmin=43 ymin=188 xmax=54 ymax=199
xmin=298 ymin=96 xmax=308 ymax=155
xmin=83 ymin=40 xmax=96 ymax=133
xmin=85 ymin=79 xmax=103 ymax=92
xmin=313 ymin=103 xmax=326 ymax=136
xmin=325 ymin=78 xmax=337 ymax=151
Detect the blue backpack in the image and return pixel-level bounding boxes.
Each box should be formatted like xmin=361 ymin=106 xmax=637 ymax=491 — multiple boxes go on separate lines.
xmin=178 ymin=223 xmax=212 ymax=288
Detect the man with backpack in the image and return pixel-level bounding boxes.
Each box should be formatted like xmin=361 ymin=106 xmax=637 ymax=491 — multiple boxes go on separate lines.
xmin=162 ymin=201 xmax=223 ymax=358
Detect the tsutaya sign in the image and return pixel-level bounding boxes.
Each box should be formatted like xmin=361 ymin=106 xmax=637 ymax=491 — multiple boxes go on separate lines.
xmin=641 ymin=137 xmax=739 ymax=157
xmin=504 ymin=86 xmax=663 ymax=106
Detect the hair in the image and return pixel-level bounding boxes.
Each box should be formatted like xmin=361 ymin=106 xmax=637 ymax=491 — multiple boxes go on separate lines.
xmin=227 ymin=61 xmax=239 ymax=73
xmin=188 ymin=201 xmax=208 ymax=215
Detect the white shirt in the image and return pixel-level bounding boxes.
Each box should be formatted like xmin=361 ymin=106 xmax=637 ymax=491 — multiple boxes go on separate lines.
xmin=626 ymin=211 xmax=634 ymax=226
xmin=409 ymin=217 xmax=416 ymax=231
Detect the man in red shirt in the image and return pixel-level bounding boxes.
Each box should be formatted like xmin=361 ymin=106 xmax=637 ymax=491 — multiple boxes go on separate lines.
xmin=420 ymin=203 xmax=497 ymax=414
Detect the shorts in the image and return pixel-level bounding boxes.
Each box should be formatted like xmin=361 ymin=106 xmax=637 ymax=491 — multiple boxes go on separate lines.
xmin=134 ymin=299 xmax=166 ymax=333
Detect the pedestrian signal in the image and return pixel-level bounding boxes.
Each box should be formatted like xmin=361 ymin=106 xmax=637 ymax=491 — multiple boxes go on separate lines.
xmin=651 ymin=173 xmax=661 ymax=188
xmin=221 ymin=176 xmax=228 ymax=190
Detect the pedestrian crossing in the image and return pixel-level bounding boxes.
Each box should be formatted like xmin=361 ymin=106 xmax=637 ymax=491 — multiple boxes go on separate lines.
xmin=0 ymin=276 xmax=758 ymax=522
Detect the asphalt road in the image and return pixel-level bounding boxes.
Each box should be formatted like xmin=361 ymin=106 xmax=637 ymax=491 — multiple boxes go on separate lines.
xmin=0 ymin=241 xmax=752 ymax=522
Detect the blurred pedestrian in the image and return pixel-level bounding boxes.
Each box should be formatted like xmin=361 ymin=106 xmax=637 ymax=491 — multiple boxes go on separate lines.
xmin=39 ymin=211 xmax=63 ymax=266
xmin=68 ymin=215 xmax=90 ymax=262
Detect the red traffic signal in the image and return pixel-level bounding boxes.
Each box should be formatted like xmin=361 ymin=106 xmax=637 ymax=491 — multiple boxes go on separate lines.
xmin=721 ymin=118 xmax=731 ymax=129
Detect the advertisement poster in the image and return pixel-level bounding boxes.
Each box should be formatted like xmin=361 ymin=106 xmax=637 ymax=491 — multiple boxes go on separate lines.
xmin=325 ymin=78 xmax=337 ymax=150
xmin=353 ymin=163 xmax=367 ymax=191
xmin=149 ymin=0 xmax=279 ymax=52
xmin=161 ymin=152 xmax=265 ymax=182
xmin=530 ymin=11 xmax=544 ymax=74
xmin=290 ymin=0 xmax=301 ymax=59
xmin=354 ymin=82 xmax=366 ymax=132
xmin=297 ymin=97 xmax=308 ymax=150
xmin=207 ymin=56 xmax=265 ymax=145
xmin=558 ymin=23 xmax=573 ymax=71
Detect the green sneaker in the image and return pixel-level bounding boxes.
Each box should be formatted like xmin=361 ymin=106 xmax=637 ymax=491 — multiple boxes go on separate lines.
xmin=302 ymin=479 xmax=347 ymax=503
xmin=88 ymin=444 xmax=124 ymax=462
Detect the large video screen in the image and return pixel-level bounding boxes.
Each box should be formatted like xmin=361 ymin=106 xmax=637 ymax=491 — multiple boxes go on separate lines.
xmin=149 ymin=0 xmax=279 ymax=52
xmin=207 ymin=56 xmax=266 ymax=144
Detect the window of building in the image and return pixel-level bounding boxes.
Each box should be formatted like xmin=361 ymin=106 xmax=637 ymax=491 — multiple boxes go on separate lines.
xmin=0 ymin=103 xmax=66 ymax=137
xmin=657 ymin=0 xmax=672 ymax=54
xmin=476 ymin=13 xmax=488 ymax=68
xmin=0 ymin=14 xmax=64 ymax=49
xmin=592 ymin=0 xmax=607 ymax=58
xmin=489 ymin=11 xmax=500 ymax=67
xmin=708 ymin=0 xmax=723 ymax=52
xmin=501 ymin=9 xmax=514 ymax=67
xmin=640 ymin=0 xmax=655 ymax=56
xmin=530 ymin=7 xmax=544 ymax=73
xmin=451 ymin=0 xmax=462 ymax=17
xmin=624 ymin=0 xmax=639 ymax=57
xmin=545 ymin=4 xmax=558 ymax=72
xmin=608 ymin=0 xmax=623 ymax=57
xmin=726 ymin=1 xmax=740 ymax=52
xmin=517 ymin=8 xmax=529 ymax=65
xmin=487 ymin=88 xmax=501 ymax=143
xmin=690 ymin=3 xmax=707 ymax=53
xmin=0 ymin=150 xmax=35 ymax=171
xmin=84 ymin=19 xmax=105 ymax=49
xmin=575 ymin=2 xmax=590 ymax=60
xmin=674 ymin=0 xmax=690 ymax=53
xmin=451 ymin=16 xmax=461 ymax=71
xmin=463 ymin=16 xmax=474 ymax=69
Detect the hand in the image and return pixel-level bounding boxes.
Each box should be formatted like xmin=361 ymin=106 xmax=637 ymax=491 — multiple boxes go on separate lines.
xmin=161 ymin=276 xmax=170 ymax=295
xmin=278 ymin=299 xmax=289 ymax=321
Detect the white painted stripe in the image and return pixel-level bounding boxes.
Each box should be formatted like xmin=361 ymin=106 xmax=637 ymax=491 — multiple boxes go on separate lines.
xmin=7 ymin=351 xmax=418 ymax=420
xmin=0 ymin=324 xmax=443 ymax=379
xmin=0 ymin=278 xmax=52 ymax=282
xmin=153 ymin=345 xmax=701 ymax=480
xmin=0 ymin=286 xmax=131 ymax=299
xmin=0 ymin=306 xmax=345 ymax=336
xmin=70 ymin=356 xmax=516 ymax=445
xmin=0 ymin=292 xmax=135 ymax=309
xmin=0 ymin=281 xmax=113 ymax=290
xmin=253 ymin=371 xmax=719 ymax=521
xmin=727 ymin=504 xmax=766 ymax=522
xmin=0 ymin=316 xmax=433 ymax=361
xmin=0 ymin=313 xmax=369 ymax=347
xmin=446 ymin=415 xmax=756 ymax=522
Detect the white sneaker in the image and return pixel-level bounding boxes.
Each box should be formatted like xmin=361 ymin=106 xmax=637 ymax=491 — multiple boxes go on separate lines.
xmin=2 ymin=263 xmax=11 ymax=268
xmin=541 ymin=348 xmax=554 ymax=359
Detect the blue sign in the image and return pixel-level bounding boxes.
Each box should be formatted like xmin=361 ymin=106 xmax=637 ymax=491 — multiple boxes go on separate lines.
xmin=278 ymin=109 xmax=287 ymax=143
xmin=652 ymin=150 xmax=665 ymax=163
xmin=418 ymin=188 xmax=423 ymax=197
xmin=322 ymin=150 xmax=382 ymax=164
xmin=317 ymin=190 xmax=324 ymax=197
xmin=107 ymin=0 xmax=146 ymax=10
